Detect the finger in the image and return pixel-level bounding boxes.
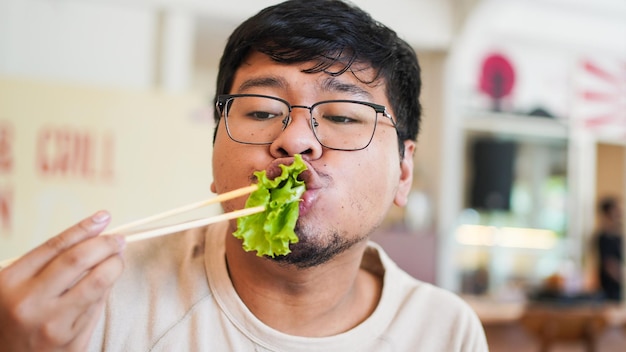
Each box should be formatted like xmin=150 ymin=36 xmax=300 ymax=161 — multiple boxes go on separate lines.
xmin=50 ymin=291 xmax=107 ymax=352
xmin=16 ymin=211 xmax=112 ymax=277
xmin=36 ymin=234 xmax=125 ymax=296
xmin=32 ymin=255 xmax=122 ymax=348
xmin=31 ymin=296 xmax=106 ymax=350
xmin=59 ymin=253 xmax=124 ymax=312
xmin=66 ymin=295 xmax=107 ymax=352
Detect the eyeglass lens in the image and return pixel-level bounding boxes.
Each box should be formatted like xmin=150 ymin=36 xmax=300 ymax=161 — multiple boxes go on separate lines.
xmin=223 ymin=96 xmax=378 ymax=150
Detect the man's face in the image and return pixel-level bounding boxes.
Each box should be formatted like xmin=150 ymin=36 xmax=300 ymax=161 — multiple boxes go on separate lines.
xmin=211 ymin=52 xmax=414 ymax=266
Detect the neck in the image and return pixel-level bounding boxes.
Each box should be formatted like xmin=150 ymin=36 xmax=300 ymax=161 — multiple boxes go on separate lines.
xmin=224 ymin=235 xmax=382 ymax=336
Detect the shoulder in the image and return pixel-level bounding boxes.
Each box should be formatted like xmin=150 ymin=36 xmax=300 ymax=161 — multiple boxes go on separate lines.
xmin=393 ymin=275 xmax=487 ymax=350
xmin=118 ymin=221 xmax=230 ymax=299
xmin=365 ymin=242 xmax=488 ymax=350
xmin=365 ymin=241 xmax=469 ymax=307
xmin=124 ymin=224 xmax=208 ymax=265
xmin=89 ymin=223 xmax=228 ymax=351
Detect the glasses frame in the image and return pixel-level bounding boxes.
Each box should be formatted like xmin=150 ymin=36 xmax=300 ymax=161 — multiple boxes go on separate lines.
xmin=216 ymin=93 xmax=398 ymax=151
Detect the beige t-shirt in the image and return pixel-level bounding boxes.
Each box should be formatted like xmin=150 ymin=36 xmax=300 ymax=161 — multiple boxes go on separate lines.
xmin=88 ymin=221 xmax=488 ymax=351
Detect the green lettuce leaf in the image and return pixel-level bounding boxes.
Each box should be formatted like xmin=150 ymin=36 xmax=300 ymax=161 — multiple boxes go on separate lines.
xmin=233 ymin=154 xmax=307 ymax=257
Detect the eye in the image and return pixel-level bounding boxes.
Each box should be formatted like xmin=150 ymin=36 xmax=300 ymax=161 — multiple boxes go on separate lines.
xmin=323 ymin=115 xmax=359 ymax=124
xmin=246 ymin=111 xmax=282 ymax=120
xmin=315 ymin=102 xmax=370 ymax=124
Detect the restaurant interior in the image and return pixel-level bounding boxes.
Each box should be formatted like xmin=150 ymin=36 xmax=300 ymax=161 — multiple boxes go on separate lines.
xmin=0 ymin=0 xmax=625 ymax=350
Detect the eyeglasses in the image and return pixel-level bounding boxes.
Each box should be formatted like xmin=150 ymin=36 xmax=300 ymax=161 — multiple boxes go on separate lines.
xmin=216 ymin=94 xmax=397 ymax=151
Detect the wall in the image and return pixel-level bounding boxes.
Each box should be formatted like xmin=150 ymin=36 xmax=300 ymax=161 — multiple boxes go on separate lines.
xmin=596 ymin=144 xmax=626 ymax=206
xmin=0 ymin=77 xmax=214 ymax=260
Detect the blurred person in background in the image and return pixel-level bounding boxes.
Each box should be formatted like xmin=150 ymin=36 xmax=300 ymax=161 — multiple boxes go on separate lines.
xmin=595 ymin=196 xmax=623 ymax=302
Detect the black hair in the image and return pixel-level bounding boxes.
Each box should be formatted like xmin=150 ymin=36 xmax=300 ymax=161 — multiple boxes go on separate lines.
xmin=600 ymin=197 xmax=619 ymax=216
xmin=213 ymin=0 xmax=422 ymax=158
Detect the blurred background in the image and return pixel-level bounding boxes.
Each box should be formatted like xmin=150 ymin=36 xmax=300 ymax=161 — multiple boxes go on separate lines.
xmin=0 ymin=0 xmax=625 ymax=350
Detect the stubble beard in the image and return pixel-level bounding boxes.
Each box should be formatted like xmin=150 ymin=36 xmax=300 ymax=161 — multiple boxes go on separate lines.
xmin=269 ymin=222 xmax=367 ymax=269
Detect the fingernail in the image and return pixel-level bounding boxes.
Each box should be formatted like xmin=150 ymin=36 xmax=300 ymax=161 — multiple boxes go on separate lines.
xmin=92 ymin=211 xmax=111 ymax=223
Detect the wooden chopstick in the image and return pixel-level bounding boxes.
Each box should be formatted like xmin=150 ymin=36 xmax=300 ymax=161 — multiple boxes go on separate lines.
xmin=0 ymin=185 xmax=261 ymax=269
xmin=108 ymin=184 xmax=258 ymax=234
xmin=122 ymin=205 xmax=264 ymax=243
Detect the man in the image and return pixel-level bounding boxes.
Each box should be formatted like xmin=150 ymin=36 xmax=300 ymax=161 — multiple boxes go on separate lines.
xmin=0 ymin=1 xmax=488 ymax=350
xmin=595 ymin=196 xmax=623 ymax=301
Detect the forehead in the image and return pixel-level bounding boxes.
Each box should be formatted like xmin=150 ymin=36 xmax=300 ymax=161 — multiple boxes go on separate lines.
xmin=230 ymin=51 xmax=387 ymax=101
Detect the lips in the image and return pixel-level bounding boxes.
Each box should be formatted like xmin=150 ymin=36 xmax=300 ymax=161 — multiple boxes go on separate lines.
xmin=261 ymin=156 xmax=323 ymax=217
xmin=298 ymin=189 xmax=318 ymax=216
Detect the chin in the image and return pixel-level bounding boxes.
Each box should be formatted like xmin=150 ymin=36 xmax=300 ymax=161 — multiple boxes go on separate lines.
xmin=268 ymin=230 xmax=365 ymax=269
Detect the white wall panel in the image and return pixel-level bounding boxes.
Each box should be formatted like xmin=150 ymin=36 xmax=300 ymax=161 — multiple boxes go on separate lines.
xmin=0 ymin=0 xmax=156 ymax=88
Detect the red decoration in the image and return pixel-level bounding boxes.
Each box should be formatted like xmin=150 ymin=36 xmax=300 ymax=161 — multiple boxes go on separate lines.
xmin=479 ymin=53 xmax=516 ymax=111
xmin=578 ymin=59 xmax=626 ymax=138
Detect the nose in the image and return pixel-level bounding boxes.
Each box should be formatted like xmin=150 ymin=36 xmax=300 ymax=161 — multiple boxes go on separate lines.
xmin=269 ymin=107 xmax=323 ymax=159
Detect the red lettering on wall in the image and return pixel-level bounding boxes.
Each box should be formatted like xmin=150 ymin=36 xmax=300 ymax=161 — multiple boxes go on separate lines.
xmin=0 ymin=187 xmax=12 ymax=233
xmin=0 ymin=123 xmax=14 ymax=173
xmin=101 ymin=133 xmax=115 ymax=181
xmin=36 ymin=126 xmax=115 ymax=182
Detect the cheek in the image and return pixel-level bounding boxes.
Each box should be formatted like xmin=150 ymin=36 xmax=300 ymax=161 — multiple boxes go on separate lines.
xmin=340 ymin=149 xmax=399 ymax=212
xmin=212 ymin=124 xmax=274 ymax=212
xmin=211 ymin=160 xmax=242 ymax=212
xmin=211 ymin=131 xmax=249 ymax=203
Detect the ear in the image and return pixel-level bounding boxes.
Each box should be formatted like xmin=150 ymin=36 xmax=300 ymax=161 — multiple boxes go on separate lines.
xmin=394 ymin=140 xmax=415 ymax=207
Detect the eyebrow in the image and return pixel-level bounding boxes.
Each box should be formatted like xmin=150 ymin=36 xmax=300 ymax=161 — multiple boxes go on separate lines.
xmin=237 ymin=77 xmax=287 ymax=93
xmin=320 ymin=77 xmax=373 ymax=100
xmin=236 ymin=75 xmax=374 ymax=100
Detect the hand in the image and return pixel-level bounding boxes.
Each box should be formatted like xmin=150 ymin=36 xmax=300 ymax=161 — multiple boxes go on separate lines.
xmin=0 ymin=211 xmax=125 ymax=352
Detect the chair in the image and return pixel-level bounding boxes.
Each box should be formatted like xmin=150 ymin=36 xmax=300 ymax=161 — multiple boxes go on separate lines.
xmin=520 ymin=304 xmax=607 ymax=352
